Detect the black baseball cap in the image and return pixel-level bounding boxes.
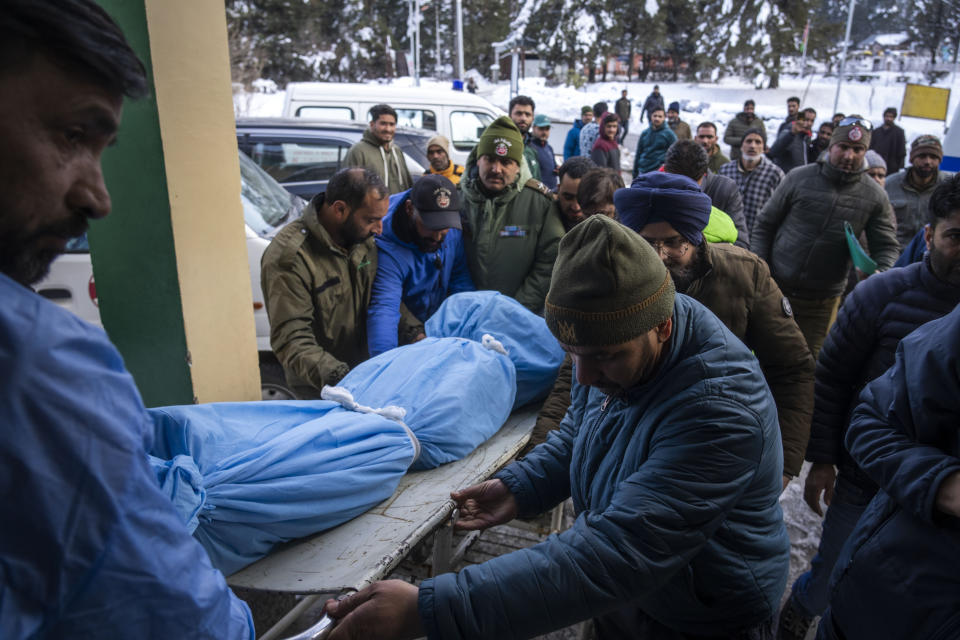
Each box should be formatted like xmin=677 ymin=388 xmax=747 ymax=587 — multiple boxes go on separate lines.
xmin=410 ymin=175 xmax=461 ymax=230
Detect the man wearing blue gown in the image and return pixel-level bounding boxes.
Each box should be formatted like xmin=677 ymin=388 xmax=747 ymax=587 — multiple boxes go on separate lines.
xmin=0 ymin=2 xmax=254 ymax=637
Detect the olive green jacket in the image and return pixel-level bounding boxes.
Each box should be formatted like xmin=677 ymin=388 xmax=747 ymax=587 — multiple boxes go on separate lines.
xmin=458 ymin=167 xmax=563 ymax=314
xmin=260 ymin=200 xmax=377 ymax=396
xmin=343 ymin=129 xmax=412 ymax=194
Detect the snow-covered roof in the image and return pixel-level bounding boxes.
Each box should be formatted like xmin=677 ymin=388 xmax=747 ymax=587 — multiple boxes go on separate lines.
xmin=858 ymin=32 xmax=909 ymax=48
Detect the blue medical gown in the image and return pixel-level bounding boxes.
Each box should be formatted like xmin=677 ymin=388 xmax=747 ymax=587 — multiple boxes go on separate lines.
xmin=0 ymin=274 xmax=254 ymax=639
xmin=425 ymin=291 xmax=565 ymax=407
xmin=147 ymin=336 xmax=516 ymax=575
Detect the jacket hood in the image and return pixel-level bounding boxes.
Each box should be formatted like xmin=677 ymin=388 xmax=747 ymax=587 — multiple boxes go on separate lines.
xmin=362 ymin=127 xmax=390 ymax=149
xmin=380 ymin=190 xmax=417 ymax=250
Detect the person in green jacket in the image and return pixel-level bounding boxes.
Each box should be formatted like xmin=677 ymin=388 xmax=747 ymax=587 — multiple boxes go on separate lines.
xmin=508 ymin=94 xmax=541 ymax=181
xmin=459 ymin=116 xmax=564 ymax=314
xmin=343 ymin=104 xmax=413 ymax=194
xmin=260 ymin=168 xmax=389 ymax=399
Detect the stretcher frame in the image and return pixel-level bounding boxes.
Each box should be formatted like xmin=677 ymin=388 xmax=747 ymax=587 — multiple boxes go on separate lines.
xmin=227 ymin=407 xmax=538 ymax=640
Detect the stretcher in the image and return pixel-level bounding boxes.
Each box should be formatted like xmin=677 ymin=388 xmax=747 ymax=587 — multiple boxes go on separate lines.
xmin=227 ymin=406 xmax=538 ymax=640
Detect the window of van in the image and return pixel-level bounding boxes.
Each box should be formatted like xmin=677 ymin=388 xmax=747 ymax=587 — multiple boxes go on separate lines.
xmin=450 ymin=111 xmax=495 ymax=152
xmin=248 ymin=140 xmax=347 ymax=186
xmin=296 ymin=106 xmax=354 ymax=120
xmin=370 ymin=108 xmax=436 ymax=131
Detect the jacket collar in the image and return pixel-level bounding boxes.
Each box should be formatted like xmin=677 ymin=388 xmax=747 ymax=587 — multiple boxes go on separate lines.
xmin=819 ymin=158 xmax=865 ymax=184
xmin=362 ymin=127 xmax=390 ymax=151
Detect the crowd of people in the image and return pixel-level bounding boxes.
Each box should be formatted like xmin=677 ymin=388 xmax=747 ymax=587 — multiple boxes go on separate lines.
xmin=4 ymin=2 xmax=959 ymax=639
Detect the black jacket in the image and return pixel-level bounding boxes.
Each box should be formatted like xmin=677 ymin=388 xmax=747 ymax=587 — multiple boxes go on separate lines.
xmin=767 ymin=128 xmax=810 ymax=174
xmin=804 ymin=256 xmax=960 ymax=495
xmin=752 ymin=160 xmax=899 ymax=299
xmin=702 ymin=172 xmax=750 ymax=250
xmin=868 ymin=123 xmax=906 ymax=174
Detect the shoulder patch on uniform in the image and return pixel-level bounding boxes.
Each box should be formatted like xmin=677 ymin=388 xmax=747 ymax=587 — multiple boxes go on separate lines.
xmin=524 ymin=178 xmax=552 ymax=197
xmin=269 ymin=221 xmax=310 ymax=269
xmin=781 ymin=296 xmax=793 ymax=318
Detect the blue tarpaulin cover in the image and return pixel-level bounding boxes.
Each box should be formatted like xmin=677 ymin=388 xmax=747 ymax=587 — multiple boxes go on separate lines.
xmin=426 ymin=291 xmax=565 ymax=407
xmin=148 ymin=336 xmax=515 ymax=574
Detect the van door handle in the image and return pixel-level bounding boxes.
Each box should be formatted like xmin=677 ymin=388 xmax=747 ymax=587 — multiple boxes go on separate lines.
xmin=36 ymin=288 xmax=72 ymax=301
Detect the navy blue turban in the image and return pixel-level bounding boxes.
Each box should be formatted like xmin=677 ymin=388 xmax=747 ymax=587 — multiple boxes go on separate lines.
xmin=614 ymin=172 xmax=712 ymax=246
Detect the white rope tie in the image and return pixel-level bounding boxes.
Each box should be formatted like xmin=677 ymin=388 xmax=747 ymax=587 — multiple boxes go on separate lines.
xmin=321 ymin=385 xmax=420 ymax=462
xmin=481 ymin=333 xmax=508 ymax=356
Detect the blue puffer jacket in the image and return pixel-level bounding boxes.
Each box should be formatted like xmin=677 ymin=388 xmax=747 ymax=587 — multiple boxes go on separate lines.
xmin=804 ymin=256 xmax=960 ymax=497
xmin=821 ymin=305 xmax=960 ymax=640
xmin=563 ymin=119 xmax=584 ymax=160
xmin=367 ymin=190 xmax=474 ymax=356
xmin=418 ymin=295 xmax=789 ymax=639
xmin=633 ymin=123 xmax=677 ymax=176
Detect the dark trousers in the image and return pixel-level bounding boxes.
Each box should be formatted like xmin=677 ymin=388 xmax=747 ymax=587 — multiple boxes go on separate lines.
xmin=618 ymin=120 xmax=630 ymax=144
xmin=787 ymin=294 xmax=841 ymax=361
xmin=595 ymin=611 xmax=775 ymax=640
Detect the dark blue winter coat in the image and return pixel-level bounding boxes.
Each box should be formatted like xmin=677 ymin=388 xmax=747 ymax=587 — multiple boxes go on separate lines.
xmin=367 ymin=190 xmax=474 ymax=356
xmin=417 ymin=294 xmax=789 ymax=639
xmin=804 ymin=256 xmax=960 ymax=497
xmin=528 ymin=137 xmax=557 ymax=190
xmin=563 ymin=118 xmax=584 ymax=160
xmin=633 ymin=123 xmax=677 ymax=176
xmin=820 ymin=305 xmax=960 ymax=640
xmin=893 ymin=226 xmax=926 ymax=267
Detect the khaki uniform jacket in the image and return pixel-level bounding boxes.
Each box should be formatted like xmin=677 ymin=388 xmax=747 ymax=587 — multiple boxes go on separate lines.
xmin=685 ymin=243 xmax=815 ymax=476
xmin=343 ymin=129 xmax=412 ymax=194
xmin=260 ymin=200 xmax=377 ymax=395
xmin=530 ymin=243 xmax=815 ymax=477
xmin=669 ymin=119 xmax=692 ymax=141
xmin=459 ymin=168 xmax=563 ymax=314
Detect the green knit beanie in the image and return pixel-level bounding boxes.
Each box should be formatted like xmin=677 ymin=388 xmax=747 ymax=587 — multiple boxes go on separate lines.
xmin=475 ymin=115 xmax=524 ymax=165
xmin=545 ymin=215 xmax=675 ymax=347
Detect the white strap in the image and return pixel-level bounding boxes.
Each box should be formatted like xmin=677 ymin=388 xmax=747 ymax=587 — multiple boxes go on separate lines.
xmin=378 ymin=145 xmax=390 ymax=189
xmin=321 ymin=385 xmax=420 ymax=463
xmin=481 ymin=333 xmax=509 ymax=356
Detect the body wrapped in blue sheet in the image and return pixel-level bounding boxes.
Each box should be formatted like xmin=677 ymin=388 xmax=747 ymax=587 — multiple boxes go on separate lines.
xmin=148 ymin=337 xmax=515 ymax=574
xmin=425 ymin=291 xmax=565 ymax=408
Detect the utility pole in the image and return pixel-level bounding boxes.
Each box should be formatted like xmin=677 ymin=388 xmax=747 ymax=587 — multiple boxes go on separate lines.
xmin=435 ymin=3 xmax=440 ymax=77
xmin=455 ymin=0 xmax=464 ymax=81
xmin=833 ymin=0 xmax=855 ymax=116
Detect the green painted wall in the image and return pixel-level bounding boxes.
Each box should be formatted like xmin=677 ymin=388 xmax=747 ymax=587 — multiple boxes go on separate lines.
xmin=90 ymin=0 xmax=193 ymax=407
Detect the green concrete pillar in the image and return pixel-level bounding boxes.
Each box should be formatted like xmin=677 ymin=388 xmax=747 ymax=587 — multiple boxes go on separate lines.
xmin=93 ymin=1 xmax=260 ymax=406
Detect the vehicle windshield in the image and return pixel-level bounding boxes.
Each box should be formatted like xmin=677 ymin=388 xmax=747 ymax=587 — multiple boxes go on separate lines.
xmin=239 ymin=150 xmax=306 ymax=236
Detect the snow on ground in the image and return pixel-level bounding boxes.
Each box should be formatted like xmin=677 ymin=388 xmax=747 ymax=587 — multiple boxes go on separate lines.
xmin=236 ymin=71 xmax=959 ymax=159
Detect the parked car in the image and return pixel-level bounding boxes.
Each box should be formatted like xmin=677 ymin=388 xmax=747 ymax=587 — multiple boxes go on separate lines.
xmin=236 ymin=118 xmax=433 ymax=199
xmin=281 ymin=83 xmax=502 ymax=165
xmin=34 ymin=150 xmax=304 ymax=401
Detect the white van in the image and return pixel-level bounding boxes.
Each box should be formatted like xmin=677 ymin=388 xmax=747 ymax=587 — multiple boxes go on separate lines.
xmin=282 ymin=83 xmax=505 ymax=166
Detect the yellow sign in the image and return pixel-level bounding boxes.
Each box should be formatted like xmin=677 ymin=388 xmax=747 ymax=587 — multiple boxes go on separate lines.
xmin=901 ymin=84 xmax=951 ymax=121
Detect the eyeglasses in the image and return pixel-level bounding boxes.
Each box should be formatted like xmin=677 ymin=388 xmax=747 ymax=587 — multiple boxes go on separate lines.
xmin=642 ymin=235 xmax=689 ymax=256
xmin=838 ymin=116 xmax=873 ymax=131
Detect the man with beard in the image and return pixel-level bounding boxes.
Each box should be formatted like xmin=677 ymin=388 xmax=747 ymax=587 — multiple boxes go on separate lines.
xmin=753 ymin=117 xmax=900 ymax=359
xmin=261 ymin=167 xmax=389 ymax=398
xmin=633 ymin=107 xmax=677 ymax=176
xmin=528 ymin=113 xmax=558 ymax=189
xmin=459 ymin=116 xmax=563 ymax=313
xmin=0 ymin=1 xmax=255 ymax=636
xmin=422 ymin=135 xmax=464 ymax=185
xmin=508 ymin=94 xmax=541 ymax=181
xmin=553 ymin=156 xmax=596 ymax=231
xmin=809 ymin=121 xmax=834 ymax=160
xmin=777 ymin=96 xmax=801 ymax=137
xmin=663 ymin=139 xmax=750 ymax=249
xmin=777 ymin=174 xmax=960 ymax=640
xmin=620 ymin=172 xmax=814 ymax=489
xmin=696 ymin=121 xmax=729 ymax=173
xmin=321 ymin=214 xmax=789 ymax=640
xmin=344 ymin=104 xmax=412 ymax=194
xmin=719 ymin=127 xmax=785 ymax=232
xmin=666 ymin=101 xmax=691 ymax=140
xmin=884 ymin=134 xmax=955 ymax=250
xmin=868 ymin=107 xmax=906 ymax=174
xmin=723 ymin=99 xmax=766 ymax=161
xmin=768 ymin=107 xmax=815 ymax=174
xmin=367 ymin=175 xmax=474 ymax=356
